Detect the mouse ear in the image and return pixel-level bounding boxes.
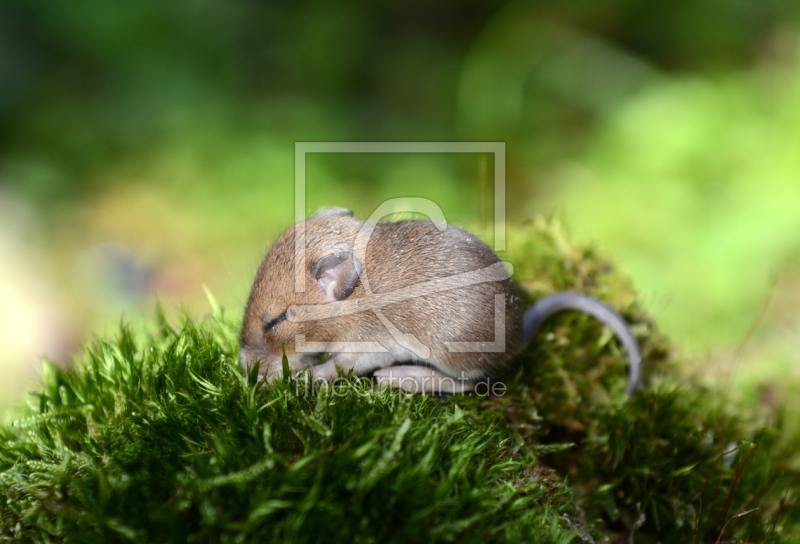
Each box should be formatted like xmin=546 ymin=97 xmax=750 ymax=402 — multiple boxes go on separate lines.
xmin=311 ymin=208 xmax=353 ymax=219
xmin=310 ymin=252 xmax=362 ymax=302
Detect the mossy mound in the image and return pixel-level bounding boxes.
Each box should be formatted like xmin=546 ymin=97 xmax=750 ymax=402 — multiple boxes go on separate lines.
xmin=1 ymin=219 xmax=798 ymax=543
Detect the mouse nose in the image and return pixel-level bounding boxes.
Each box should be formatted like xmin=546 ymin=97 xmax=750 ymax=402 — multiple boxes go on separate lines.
xmin=239 ymin=346 xmax=266 ymax=372
xmin=239 ymin=345 xmax=281 ymax=375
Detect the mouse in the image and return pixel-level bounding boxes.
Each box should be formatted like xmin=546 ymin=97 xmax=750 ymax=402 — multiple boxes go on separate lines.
xmin=239 ymin=207 xmax=642 ymax=396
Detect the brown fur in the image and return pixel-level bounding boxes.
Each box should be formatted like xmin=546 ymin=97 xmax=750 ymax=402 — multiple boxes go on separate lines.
xmin=240 ymin=210 xmax=524 ymax=385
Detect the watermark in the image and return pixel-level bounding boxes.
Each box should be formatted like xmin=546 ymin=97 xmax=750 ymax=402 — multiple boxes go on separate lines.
xmin=288 ymin=142 xmax=509 ymax=390
xmin=287 ymin=370 xmax=508 ymax=398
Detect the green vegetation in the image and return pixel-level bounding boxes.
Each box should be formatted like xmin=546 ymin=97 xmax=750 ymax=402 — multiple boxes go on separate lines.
xmin=2 ymin=1 xmax=800 ymax=540
xmin=3 ymin=0 xmax=800 ymax=413
xmin=2 ymin=222 xmax=798 ymax=543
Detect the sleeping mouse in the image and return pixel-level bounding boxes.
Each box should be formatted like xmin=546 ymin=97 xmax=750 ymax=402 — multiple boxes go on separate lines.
xmin=239 ymin=207 xmax=641 ymax=395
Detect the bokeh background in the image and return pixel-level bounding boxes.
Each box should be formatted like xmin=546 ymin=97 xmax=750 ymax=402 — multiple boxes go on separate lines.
xmin=2 ymin=0 xmax=800 ymax=409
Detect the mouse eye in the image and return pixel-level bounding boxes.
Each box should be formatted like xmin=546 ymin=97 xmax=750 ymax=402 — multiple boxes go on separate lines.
xmin=263 ymin=311 xmax=287 ymax=333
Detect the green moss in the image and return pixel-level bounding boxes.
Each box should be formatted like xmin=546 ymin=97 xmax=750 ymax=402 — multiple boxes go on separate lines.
xmin=1 ymin=220 xmax=798 ymax=543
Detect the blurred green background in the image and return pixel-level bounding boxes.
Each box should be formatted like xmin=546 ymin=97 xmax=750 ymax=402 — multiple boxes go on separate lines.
xmin=1 ymin=0 xmax=800 ymax=408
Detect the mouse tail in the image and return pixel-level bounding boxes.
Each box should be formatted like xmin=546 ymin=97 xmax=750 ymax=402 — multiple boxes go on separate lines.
xmin=522 ymin=292 xmax=642 ymax=397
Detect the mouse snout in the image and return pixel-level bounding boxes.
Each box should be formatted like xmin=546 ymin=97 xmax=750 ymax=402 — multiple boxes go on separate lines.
xmin=239 ymin=344 xmax=283 ymax=375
